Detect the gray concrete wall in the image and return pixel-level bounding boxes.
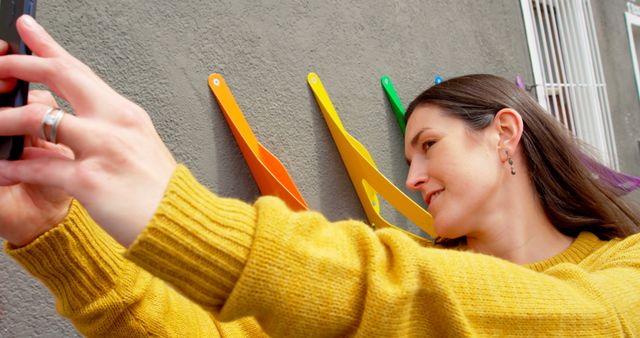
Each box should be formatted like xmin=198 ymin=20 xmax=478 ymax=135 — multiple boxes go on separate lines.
xmin=592 ymin=0 xmax=640 ymax=203
xmin=0 ymin=1 xmax=635 ymax=336
xmin=594 ymin=0 xmax=640 ymax=175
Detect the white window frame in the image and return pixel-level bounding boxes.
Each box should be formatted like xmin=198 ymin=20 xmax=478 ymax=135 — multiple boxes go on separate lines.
xmin=520 ymin=0 xmax=619 ymax=169
xmin=625 ymin=2 xmax=640 ymax=102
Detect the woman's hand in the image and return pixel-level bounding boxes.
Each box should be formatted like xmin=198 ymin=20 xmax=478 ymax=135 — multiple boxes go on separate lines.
xmin=0 ymin=88 xmax=73 ymax=247
xmin=0 ymin=16 xmax=177 ymax=246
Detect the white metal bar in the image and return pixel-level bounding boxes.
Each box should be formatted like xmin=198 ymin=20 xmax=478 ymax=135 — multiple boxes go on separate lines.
xmin=546 ymin=0 xmax=570 ymax=128
xmin=541 ymin=0 xmax=562 ymax=119
xmin=521 ymin=0 xmax=548 ymax=104
xmin=521 ymin=0 xmax=618 ymax=168
xmin=626 ymin=12 xmax=640 ymax=106
xmin=630 ymin=2 xmax=640 ymax=16
xmin=564 ymin=0 xmax=587 ymax=142
xmin=576 ymin=0 xmax=594 ymax=145
xmin=556 ymin=0 xmax=579 ymax=132
xmin=575 ymin=0 xmax=603 ymax=154
xmin=584 ymin=0 xmax=610 ymax=165
xmin=575 ymin=0 xmax=594 ymax=147
xmin=579 ymin=0 xmax=608 ymax=164
xmin=534 ymin=0 xmax=554 ymax=111
xmin=536 ymin=0 xmax=559 ymax=116
xmin=585 ymin=0 xmax=619 ymax=168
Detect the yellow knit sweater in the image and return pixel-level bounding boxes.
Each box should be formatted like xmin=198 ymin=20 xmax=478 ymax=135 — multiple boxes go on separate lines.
xmin=6 ymin=165 xmax=640 ymax=337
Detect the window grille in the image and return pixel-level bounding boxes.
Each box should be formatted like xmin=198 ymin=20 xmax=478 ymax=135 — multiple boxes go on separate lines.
xmin=625 ymin=2 xmax=640 ymax=101
xmin=520 ymin=0 xmax=619 ymax=169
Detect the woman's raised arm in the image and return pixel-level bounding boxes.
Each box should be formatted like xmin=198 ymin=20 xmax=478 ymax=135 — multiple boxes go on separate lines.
xmin=0 ymin=15 xmax=176 ymax=246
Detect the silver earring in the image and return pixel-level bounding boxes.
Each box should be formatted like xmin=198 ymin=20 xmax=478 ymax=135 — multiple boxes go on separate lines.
xmin=506 ymin=151 xmax=516 ymax=176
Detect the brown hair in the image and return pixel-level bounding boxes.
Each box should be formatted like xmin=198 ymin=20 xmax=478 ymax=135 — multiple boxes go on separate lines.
xmin=405 ymin=74 xmax=640 ymax=247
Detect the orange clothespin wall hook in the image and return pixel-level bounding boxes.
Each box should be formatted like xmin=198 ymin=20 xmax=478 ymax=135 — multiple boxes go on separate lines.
xmin=208 ymin=74 xmax=308 ymax=211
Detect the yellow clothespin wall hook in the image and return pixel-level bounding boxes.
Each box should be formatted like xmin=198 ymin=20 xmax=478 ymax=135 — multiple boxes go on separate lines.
xmin=307 ymin=72 xmax=435 ymax=239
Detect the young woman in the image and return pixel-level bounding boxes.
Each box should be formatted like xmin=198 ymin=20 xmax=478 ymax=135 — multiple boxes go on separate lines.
xmin=1 ymin=15 xmax=639 ymax=336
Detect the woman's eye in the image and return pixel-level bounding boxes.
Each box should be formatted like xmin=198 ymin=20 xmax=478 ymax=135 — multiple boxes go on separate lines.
xmin=422 ymin=140 xmax=436 ymax=152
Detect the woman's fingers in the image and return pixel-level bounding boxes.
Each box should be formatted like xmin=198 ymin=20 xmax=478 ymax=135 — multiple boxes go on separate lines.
xmin=21 ymin=145 xmax=73 ymax=162
xmin=0 ymin=17 xmax=131 ymax=118
xmin=0 ymin=18 xmax=178 ymax=247
xmin=0 ymin=78 xmax=16 ymax=93
xmin=16 ymin=16 xmax=71 ymax=59
xmin=0 ymin=40 xmax=8 ymax=55
xmin=28 ymin=137 xmax=75 ymax=159
xmin=0 ymin=156 xmax=74 ymax=188
xmin=0 ymin=54 xmax=104 ymax=113
xmin=0 ymin=104 xmax=96 ymax=151
xmin=28 ymin=89 xmax=59 ymax=107
xmin=0 ymin=41 xmax=16 ymax=93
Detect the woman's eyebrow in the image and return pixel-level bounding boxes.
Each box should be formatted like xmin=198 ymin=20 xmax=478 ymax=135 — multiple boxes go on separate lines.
xmin=409 ymin=128 xmax=431 ymax=148
xmin=405 ymin=128 xmax=432 ymax=165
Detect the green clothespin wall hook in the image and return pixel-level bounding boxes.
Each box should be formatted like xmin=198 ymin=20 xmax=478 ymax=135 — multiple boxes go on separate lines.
xmin=380 ymin=75 xmax=406 ymax=135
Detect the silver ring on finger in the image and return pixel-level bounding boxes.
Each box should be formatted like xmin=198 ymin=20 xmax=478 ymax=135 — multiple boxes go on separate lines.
xmin=40 ymin=107 xmax=66 ymax=144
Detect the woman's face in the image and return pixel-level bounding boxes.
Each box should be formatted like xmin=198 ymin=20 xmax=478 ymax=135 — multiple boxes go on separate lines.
xmin=404 ymin=105 xmax=502 ymax=239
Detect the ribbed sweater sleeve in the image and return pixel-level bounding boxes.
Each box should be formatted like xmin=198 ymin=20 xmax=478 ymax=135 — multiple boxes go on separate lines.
xmin=127 ymin=165 xmax=640 ymax=337
xmin=5 ymin=199 xmax=264 ymax=337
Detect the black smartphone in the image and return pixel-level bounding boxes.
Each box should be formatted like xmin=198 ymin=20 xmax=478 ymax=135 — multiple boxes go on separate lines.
xmin=0 ymin=0 xmax=36 ymax=160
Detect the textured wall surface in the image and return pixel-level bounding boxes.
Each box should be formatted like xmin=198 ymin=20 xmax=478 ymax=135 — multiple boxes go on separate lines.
xmin=594 ymin=0 xmax=640 ymax=177
xmin=0 ymin=1 xmax=637 ymax=336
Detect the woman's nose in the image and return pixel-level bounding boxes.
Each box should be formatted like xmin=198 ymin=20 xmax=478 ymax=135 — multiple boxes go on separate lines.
xmin=405 ymin=162 xmax=427 ymax=191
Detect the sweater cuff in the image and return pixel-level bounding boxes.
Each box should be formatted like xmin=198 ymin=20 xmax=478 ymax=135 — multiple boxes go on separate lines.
xmin=4 ymin=199 xmax=128 ymax=311
xmin=125 ymin=164 xmax=257 ymax=312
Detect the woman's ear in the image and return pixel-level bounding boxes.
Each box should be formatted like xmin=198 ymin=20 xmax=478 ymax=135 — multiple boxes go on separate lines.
xmin=493 ymin=108 xmax=524 ymax=161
